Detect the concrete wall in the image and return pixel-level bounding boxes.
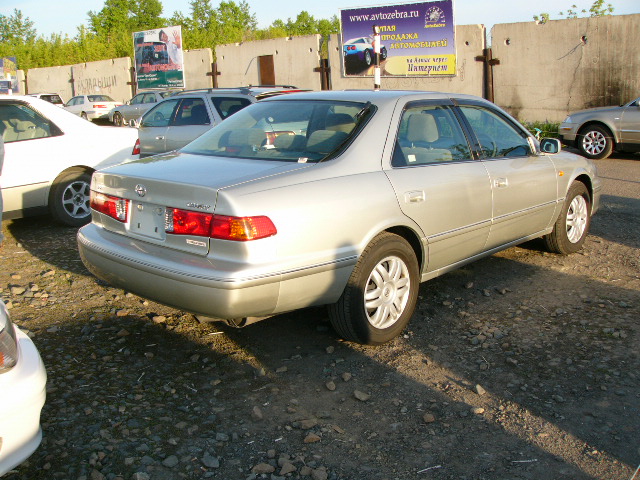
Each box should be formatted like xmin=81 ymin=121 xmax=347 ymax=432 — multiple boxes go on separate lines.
xmin=26 ymin=66 xmax=73 ymax=102
xmin=216 ymin=35 xmax=323 ymax=90
xmin=491 ymin=13 xmax=640 ymax=122
xmin=183 ymin=48 xmax=214 ymax=90
xmin=327 ymin=24 xmax=485 ymax=97
xmin=71 ymin=57 xmax=133 ymax=103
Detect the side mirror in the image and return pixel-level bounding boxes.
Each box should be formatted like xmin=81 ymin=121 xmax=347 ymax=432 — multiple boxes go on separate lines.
xmin=540 ymin=138 xmax=561 ymax=154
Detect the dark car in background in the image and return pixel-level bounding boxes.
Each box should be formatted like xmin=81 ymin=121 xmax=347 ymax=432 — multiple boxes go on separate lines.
xmin=133 ymin=86 xmax=306 ymax=157
xmin=558 ymin=96 xmax=640 ymax=159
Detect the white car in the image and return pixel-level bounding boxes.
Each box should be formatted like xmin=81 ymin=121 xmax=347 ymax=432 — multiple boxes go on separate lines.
xmin=0 ymin=95 xmax=139 ymax=226
xmin=0 ymin=301 xmax=47 ymax=476
xmin=64 ymin=94 xmax=120 ymax=121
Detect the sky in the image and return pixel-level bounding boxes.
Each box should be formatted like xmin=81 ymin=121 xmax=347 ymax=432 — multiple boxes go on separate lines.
xmin=1 ymin=0 xmax=639 ymax=39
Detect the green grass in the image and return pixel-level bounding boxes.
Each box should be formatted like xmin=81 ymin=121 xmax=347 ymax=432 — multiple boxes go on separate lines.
xmin=523 ymin=121 xmax=560 ymax=139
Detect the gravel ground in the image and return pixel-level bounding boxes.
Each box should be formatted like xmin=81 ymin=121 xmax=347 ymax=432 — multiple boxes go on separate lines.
xmin=1 ymin=155 xmax=639 ymax=480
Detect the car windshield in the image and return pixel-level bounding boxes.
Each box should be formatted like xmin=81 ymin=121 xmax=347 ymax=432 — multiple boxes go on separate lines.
xmin=182 ymin=99 xmax=369 ymax=163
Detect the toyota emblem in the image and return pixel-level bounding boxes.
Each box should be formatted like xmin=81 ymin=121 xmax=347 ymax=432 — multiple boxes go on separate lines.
xmin=135 ymin=184 xmax=147 ymax=197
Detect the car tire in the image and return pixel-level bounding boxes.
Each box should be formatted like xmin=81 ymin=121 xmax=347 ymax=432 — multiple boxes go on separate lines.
xmin=364 ymin=49 xmax=373 ymax=66
xmin=80 ymin=112 xmax=88 ymax=120
xmin=49 ymin=170 xmax=93 ymax=227
xmin=328 ymin=232 xmax=419 ymax=345
xmin=112 ymin=112 xmax=123 ymax=127
xmin=578 ymin=125 xmax=613 ymax=159
xmin=543 ymin=181 xmax=591 ymax=255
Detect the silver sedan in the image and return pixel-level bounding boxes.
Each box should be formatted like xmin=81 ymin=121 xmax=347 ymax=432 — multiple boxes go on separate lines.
xmin=78 ymin=90 xmax=601 ymax=345
xmin=558 ymin=96 xmax=640 ymax=159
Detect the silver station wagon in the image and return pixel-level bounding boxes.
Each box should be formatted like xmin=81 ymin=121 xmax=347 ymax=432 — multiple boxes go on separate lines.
xmin=78 ymin=90 xmax=601 ymax=345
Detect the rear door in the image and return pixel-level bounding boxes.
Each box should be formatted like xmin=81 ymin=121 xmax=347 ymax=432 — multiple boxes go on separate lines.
xmin=137 ymin=97 xmax=180 ymax=156
xmin=457 ymin=103 xmax=558 ymax=249
xmin=384 ymin=100 xmax=492 ymax=273
xmin=619 ymin=97 xmax=640 ymax=145
xmin=164 ymin=97 xmax=213 ymax=152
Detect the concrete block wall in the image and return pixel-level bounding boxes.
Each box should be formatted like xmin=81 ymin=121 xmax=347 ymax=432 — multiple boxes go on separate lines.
xmin=183 ymin=48 xmax=214 ymax=90
xmin=327 ymin=24 xmax=485 ymax=97
xmin=491 ymin=13 xmax=640 ymax=122
xmin=26 ymin=65 xmax=73 ymax=102
xmin=71 ymin=57 xmax=133 ymax=104
xmin=216 ymin=35 xmax=323 ymax=90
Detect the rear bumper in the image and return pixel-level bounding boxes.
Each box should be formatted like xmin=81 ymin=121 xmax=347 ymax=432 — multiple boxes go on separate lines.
xmin=77 ymin=224 xmax=353 ymax=320
xmin=0 ymin=329 xmax=47 ymax=476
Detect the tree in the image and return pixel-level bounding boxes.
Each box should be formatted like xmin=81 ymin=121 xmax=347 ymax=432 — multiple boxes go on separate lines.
xmin=0 ymin=9 xmax=36 ymax=44
xmin=534 ymin=0 xmax=614 ymax=23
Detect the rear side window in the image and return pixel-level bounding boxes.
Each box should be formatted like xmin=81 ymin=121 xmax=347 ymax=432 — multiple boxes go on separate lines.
xmin=393 ymin=104 xmax=472 ymax=166
xmin=141 ymin=98 xmax=180 ymax=127
xmin=173 ymin=98 xmax=210 ymax=126
xmin=0 ymin=103 xmax=61 ymax=143
xmin=458 ymin=105 xmax=532 ymax=158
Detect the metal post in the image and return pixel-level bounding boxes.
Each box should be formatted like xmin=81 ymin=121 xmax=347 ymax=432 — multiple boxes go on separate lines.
xmin=372 ymin=25 xmax=381 ymax=90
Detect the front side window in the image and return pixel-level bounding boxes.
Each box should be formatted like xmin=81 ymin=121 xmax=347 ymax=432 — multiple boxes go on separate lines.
xmin=393 ymin=104 xmax=472 ymax=166
xmin=182 ymin=100 xmax=370 ymax=163
xmin=141 ymin=98 xmax=180 ymax=127
xmin=458 ymin=105 xmax=532 ymax=159
xmin=0 ymin=103 xmax=60 ymax=143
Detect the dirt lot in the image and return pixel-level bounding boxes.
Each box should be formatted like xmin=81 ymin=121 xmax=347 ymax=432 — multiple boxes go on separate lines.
xmin=2 ymin=155 xmax=639 ymax=480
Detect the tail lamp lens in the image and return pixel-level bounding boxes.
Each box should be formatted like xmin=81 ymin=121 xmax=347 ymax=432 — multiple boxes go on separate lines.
xmin=90 ymin=191 xmax=129 ymax=222
xmin=166 ymin=208 xmax=276 ymax=241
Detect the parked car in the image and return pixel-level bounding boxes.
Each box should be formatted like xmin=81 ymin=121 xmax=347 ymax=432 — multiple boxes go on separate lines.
xmin=64 ymin=94 xmax=120 ymax=121
xmin=0 ymin=301 xmax=47 ymax=476
xmin=133 ymin=86 xmax=306 ymax=157
xmin=26 ymin=93 xmax=65 ymax=106
xmin=0 ymin=95 xmax=138 ymax=226
xmin=78 ymin=90 xmax=601 ymax=345
xmin=109 ymin=91 xmax=175 ymax=127
xmin=343 ymin=36 xmax=387 ymax=67
xmin=558 ymin=96 xmax=640 ymax=159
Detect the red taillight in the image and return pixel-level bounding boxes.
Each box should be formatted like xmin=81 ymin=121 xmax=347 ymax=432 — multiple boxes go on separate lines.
xmin=166 ymin=208 xmax=277 ymax=241
xmin=132 ymin=139 xmax=140 ymax=156
xmin=91 ymin=191 xmax=129 ymax=222
xmin=166 ymin=209 xmax=213 ymax=236
xmin=93 ymin=104 xmax=107 ymax=108
xmin=211 ymin=215 xmax=277 ymax=241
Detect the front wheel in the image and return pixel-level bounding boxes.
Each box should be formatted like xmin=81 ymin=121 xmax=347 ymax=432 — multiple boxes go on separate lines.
xmin=363 ymin=49 xmax=372 ymax=66
xmin=544 ymin=182 xmax=591 ymax=254
xmin=49 ymin=171 xmax=93 ymax=227
xmin=329 ymin=232 xmax=419 ymax=345
xmin=80 ymin=112 xmax=88 ymax=120
xmin=578 ymin=125 xmax=613 ymax=159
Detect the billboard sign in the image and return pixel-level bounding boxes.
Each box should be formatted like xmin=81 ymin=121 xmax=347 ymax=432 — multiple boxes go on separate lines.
xmin=0 ymin=57 xmax=19 ymax=93
xmin=133 ymin=26 xmax=185 ymax=89
xmin=341 ymin=1 xmax=456 ymax=77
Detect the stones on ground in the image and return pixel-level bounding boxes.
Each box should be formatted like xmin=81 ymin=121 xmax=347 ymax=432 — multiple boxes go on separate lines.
xmin=280 ymin=462 xmax=296 ymax=475
xmin=251 ymin=463 xmax=275 ymax=474
xmin=342 ymin=372 xmax=352 ymax=382
xmin=474 ymin=384 xmax=487 ymax=396
xmin=325 ymin=380 xmax=336 ymax=391
xmin=304 ymin=432 xmax=321 ymax=443
xmin=201 ymin=451 xmax=219 ymax=468
xmin=251 ymin=406 xmax=264 ymax=421
xmin=423 ymin=413 xmax=436 ymax=423
xmin=162 ymin=455 xmax=179 ymax=467
xmin=353 ymin=390 xmax=370 ymax=401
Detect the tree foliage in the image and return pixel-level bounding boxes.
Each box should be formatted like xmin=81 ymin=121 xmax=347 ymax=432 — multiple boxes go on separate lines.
xmin=534 ymin=0 xmax=614 ymax=23
xmin=2 ymin=1 xmax=340 ymax=71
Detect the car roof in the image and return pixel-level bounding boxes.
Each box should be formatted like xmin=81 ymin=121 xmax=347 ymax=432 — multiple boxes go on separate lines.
xmin=258 ymin=89 xmax=489 ymax=107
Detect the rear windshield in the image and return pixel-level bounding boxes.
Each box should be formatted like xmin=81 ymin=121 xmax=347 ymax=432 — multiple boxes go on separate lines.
xmin=87 ymin=95 xmax=115 ymax=102
xmin=182 ymin=100 xmax=369 ymax=163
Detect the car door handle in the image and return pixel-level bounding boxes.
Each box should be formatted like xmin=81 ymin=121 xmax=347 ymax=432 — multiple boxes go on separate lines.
xmin=404 ymin=191 xmax=425 ymax=203
xmin=493 ymin=178 xmax=508 ymax=188
xmin=155 ymin=136 xmax=165 ymax=140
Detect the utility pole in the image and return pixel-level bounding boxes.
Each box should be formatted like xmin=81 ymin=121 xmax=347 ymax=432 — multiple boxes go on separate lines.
xmin=372 ymin=25 xmax=381 ymax=90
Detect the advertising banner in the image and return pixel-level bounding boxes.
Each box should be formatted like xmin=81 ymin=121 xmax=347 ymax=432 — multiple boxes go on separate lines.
xmin=340 ymin=1 xmax=456 ymax=77
xmin=133 ymin=26 xmax=185 ymax=89
xmin=0 ymin=57 xmax=19 ymax=93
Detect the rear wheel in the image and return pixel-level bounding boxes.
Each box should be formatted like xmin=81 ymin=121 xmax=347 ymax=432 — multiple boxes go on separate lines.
xmin=578 ymin=125 xmax=613 ymax=159
xmin=364 ymin=49 xmax=373 ymax=66
xmin=544 ymin=182 xmax=591 ymax=254
xmin=80 ymin=112 xmax=88 ymax=120
xmin=112 ymin=112 xmax=123 ymax=127
xmin=49 ymin=171 xmax=93 ymax=227
xmin=329 ymin=232 xmax=419 ymax=345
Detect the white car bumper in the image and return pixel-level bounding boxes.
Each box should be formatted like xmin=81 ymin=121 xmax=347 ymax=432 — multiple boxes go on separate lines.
xmin=0 ymin=328 xmax=47 ymax=476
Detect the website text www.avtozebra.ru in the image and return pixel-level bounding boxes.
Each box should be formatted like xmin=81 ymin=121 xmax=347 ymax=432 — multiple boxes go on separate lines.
xmin=348 ymin=10 xmax=419 ymax=22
